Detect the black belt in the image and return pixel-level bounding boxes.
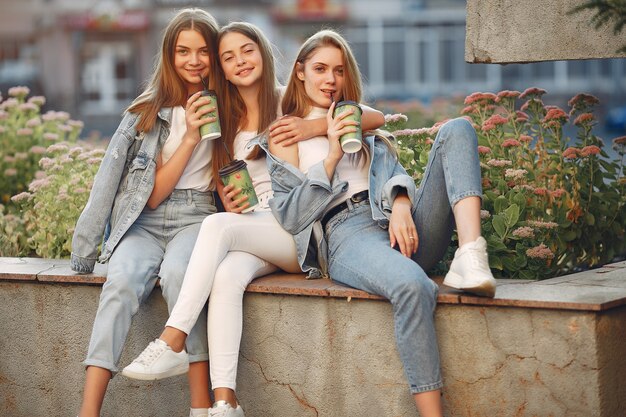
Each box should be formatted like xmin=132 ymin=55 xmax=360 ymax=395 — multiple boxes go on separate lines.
xmin=321 ymin=190 xmax=369 ymax=229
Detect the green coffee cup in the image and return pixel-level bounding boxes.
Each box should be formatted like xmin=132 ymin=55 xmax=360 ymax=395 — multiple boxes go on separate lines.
xmin=199 ymin=90 xmax=221 ymax=140
xmin=218 ymin=159 xmax=258 ymax=213
xmin=333 ymin=100 xmax=362 ymax=153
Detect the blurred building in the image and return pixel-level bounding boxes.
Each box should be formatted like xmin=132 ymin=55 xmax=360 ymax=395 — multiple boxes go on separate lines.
xmin=1 ymin=0 xmax=625 ymax=135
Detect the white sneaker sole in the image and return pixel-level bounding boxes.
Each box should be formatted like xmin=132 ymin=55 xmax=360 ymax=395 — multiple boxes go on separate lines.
xmin=443 ymin=271 xmax=496 ymax=298
xmin=121 ymin=362 xmax=189 ymax=380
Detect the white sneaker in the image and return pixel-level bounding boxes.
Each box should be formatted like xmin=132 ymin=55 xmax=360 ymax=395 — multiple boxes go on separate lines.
xmin=443 ymin=236 xmax=497 ymax=298
xmin=121 ymin=338 xmax=189 ymax=380
xmin=209 ymin=401 xmax=245 ymax=417
xmin=189 ymin=409 xmax=210 ymax=417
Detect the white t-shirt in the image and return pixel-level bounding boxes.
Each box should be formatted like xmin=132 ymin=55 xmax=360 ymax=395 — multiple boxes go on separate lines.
xmin=297 ymin=107 xmax=369 ymax=212
xmin=161 ymin=106 xmax=214 ymax=191
xmin=234 ymin=130 xmax=272 ymax=211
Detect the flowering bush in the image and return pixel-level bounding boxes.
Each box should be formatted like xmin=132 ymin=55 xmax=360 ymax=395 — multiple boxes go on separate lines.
xmin=11 ymin=143 xmax=103 ymax=258
xmin=0 ymin=86 xmax=84 ymax=206
xmin=0 ymin=204 xmax=28 ymax=256
xmin=386 ymin=88 xmax=626 ymax=279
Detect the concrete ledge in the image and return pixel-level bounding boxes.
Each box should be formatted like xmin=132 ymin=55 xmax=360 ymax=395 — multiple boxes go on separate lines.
xmin=1 ymin=258 xmax=626 ymax=416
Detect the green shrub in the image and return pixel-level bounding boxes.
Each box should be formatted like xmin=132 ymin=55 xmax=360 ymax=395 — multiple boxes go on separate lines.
xmin=386 ymin=88 xmax=626 ymax=279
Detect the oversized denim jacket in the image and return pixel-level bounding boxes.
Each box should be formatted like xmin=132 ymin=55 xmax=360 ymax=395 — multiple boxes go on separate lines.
xmin=70 ymin=108 xmax=174 ymax=273
xmin=259 ymin=134 xmax=417 ymax=279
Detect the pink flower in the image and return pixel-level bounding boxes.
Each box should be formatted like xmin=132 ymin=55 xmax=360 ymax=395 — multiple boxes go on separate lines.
xmin=551 ymin=189 xmax=566 ymax=198
xmin=26 ymin=117 xmax=41 ymax=128
xmin=464 ymin=92 xmax=497 ymax=105
xmin=515 ymin=111 xmax=529 ymax=122
xmin=34 ymin=170 xmax=46 ymax=179
xmin=67 ymin=120 xmax=85 ymax=129
xmin=505 ymin=168 xmax=528 ymax=180
xmin=562 ymin=147 xmax=580 ymax=160
xmin=480 ymin=210 xmax=491 ymax=220
xmin=46 ymin=143 xmax=70 ymax=153
xmin=487 ymin=159 xmax=513 ymax=167
xmin=526 ymin=244 xmax=555 ymax=259
xmin=10 ymin=192 xmax=32 ymax=203
xmin=43 ymin=132 xmax=60 ymax=141
xmin=477 ymin=146 xmax=492 ymax=155
xmin=542 ymin=107 xmax=569 ymax=124
xmin=4 ymin=168 xmax=17 ymax=176
xmin=29 ymin=146 xmax=46 ymax=155
xmin=28 ymin=96 xmax=46 ymax=106
xmin=528 ymin=220 xmax=558 ymax=229
xmin=502 ymin=138 xmax=522 ymax=148
xmin=533 ymin=187 xmax=548 ymax=196
xmin=8 ymin=86 xmax=30 ymax=98
xmin=28 ymin=178 xmax=51 ymax=192
xmin=580 ymin=145 xmax=601 ymax=156
xmin=519 ymin=135 xmax=533 ymax=143
xmin=519 ymin=87 xmax=547 ymax=99
xmin=573 ymin=113 xmax=594 ymax=126
xmin=384 ymin=113 xmax=408 ymax=124
xmin=512 ymin=226 xmax=534 ymax=238
xmin=495 ymin=90 xmax=521 ymax=102
xmin=461 ymin=106 xmax=476 ymax=115
xmin=568 ymin=93 xmax=600 ymax=108
xmin=17 ymin=128 xmax=33 ymax=136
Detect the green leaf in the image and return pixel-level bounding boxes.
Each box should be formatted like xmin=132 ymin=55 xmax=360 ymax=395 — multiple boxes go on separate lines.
xmin=503 ymin=204 xmax=520 ymax=228
xmin=492 ymin=214 xmax=507 ymax=239
xmin=494 ymin=196 xmax=508 ymax=214
xmin=489 ymin=255 xmax=504 ymax=271
xmin=562 ymin=230 xmax=577 ymax=242
xmin=586 ymin=212 xmax=595 ymax=226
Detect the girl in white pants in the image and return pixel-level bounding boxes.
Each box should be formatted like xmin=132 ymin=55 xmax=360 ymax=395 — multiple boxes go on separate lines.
xmin=122 ymin=22 xmax=384 ymax=417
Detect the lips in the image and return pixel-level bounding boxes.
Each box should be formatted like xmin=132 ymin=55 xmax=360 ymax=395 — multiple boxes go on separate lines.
xmin=236 ymin=67 xmax=254 ymax=77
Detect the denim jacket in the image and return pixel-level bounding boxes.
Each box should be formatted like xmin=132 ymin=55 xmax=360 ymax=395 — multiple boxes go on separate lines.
xmin=70 ymin=108 xmax=174 ymax=273
xmin=259 ymin=134 xmax=417 ymax=278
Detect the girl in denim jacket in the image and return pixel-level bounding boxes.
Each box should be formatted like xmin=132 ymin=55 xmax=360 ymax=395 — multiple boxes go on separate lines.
xmin=267 ymin=30 xmax=496 ymax=416
xmin=120 ymin=22 xmax=385 ymax=417
xmin=71 ymin=9 xmax=220 ymax=417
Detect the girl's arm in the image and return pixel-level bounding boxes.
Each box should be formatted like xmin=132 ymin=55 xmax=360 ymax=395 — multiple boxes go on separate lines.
xmin=267 ymin=104 xmax=357 ymax=234
xmin=146 ymin=92 xmax=216 ymax=209
xmin=269 ymin=104 xmax=384 ymax=146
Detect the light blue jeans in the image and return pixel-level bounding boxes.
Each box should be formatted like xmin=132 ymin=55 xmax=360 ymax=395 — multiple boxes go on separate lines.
xmin=326 ymin=118 xmax=482 ymax=394
xmin=84 ymin=189 xmax=217 ymax=373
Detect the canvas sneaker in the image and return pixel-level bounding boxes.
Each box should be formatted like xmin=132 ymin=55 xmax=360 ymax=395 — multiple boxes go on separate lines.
xmin=121 ymin=338 xmax=189 ymax=380
xmin=209 ymin=401 xmax=245 ymax=417
xmin=443 ymin=236 xmax=497 ymax=298
xmin=189 ymin=409 xmax=210 ymax=417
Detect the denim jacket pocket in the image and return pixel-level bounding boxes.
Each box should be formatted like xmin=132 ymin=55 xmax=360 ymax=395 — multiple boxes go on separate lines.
xmin=124 ymin=151 xmax=150 ymax=191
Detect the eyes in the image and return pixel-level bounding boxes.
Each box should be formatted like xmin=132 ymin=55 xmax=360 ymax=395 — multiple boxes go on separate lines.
xmin=176 ymin=48 xmax=209 ymax=56
xmin=221 ymin=48 xmax=256 ymax=63
xmin=312 ymin=65 xmax=344 ymax=77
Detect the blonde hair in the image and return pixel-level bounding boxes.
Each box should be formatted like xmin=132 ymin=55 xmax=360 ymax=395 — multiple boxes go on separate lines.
xmin=282 ymin=29 xmax=395 ymax=165
xmin=212 ymin=22 xmax=280 ymax=181
xmin=127 ymin=8 xmax=219 ymax=132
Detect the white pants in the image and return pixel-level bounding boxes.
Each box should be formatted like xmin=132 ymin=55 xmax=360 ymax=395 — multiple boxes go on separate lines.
xmin=166 ymin=210 xmax=300 ymax=389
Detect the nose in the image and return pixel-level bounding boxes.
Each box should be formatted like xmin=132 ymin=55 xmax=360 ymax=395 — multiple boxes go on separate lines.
xmin=236 ymin=55 xmax=246 ymax=66
xmin=326 ymin=72 xmax=336 ymax=85
xmin=189 ymin=52 xmax=200 ymax=65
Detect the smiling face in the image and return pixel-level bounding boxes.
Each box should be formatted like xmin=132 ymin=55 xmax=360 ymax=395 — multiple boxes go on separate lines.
xmin=219 ymin=31 xmax=264 ymax=89
xmin=297 ymin=45 xmax=344 ymax=109
xmin=174 ymin=29 xmax=211 ymax=95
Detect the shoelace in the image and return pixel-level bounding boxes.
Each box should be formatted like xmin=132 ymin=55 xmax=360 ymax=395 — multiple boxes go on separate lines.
xmin=133 ymin=341 xmax=164 ymax=366
xmin=209 ymin=402 xmax=232 ymax=417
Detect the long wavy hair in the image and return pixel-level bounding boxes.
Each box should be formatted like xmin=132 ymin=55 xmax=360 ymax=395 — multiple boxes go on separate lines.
xmin=212 ymin=22 xmax=280 ymax=181
xmin=282 ymin=29 xmax=394 ymax=165
xmin=127 ymin=8 xmax=219 ymax=132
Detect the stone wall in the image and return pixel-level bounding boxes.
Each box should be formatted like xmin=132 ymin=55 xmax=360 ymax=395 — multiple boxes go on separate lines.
xmin=465 ymin=0 xmax=626 ymax=63
xmin=1 ymin=258 xmax=626 ymax=417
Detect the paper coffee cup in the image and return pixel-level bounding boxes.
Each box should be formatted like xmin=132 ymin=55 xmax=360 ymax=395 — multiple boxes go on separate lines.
xmin=199 ymin=90 xmax=221 ymax=140
xmin=333 ymin=100 xmax=363 ymax=154
xmin=218 ymin=159 xmax=258 ymax=213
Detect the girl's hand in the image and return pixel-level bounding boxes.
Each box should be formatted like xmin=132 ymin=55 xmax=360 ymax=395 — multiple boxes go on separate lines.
xmin=325 ymin=101 xmax=358 ymax=162
xmin=389 ymin=195 xmax=418 ymax=257
xmin=269 ymin=116 xmax=312 ymax=146
xmin=183 ymin=91 xmax=217 ymax=145
xmin=222 ymin=184 xmax=249 ymax=213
